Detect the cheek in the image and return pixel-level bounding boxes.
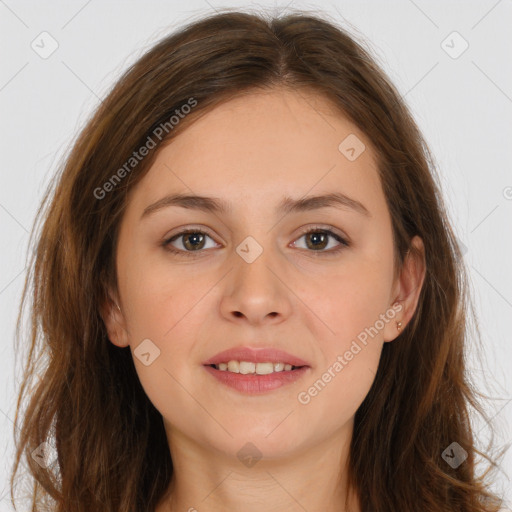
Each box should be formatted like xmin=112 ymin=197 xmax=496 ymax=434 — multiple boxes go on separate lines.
xmin=119 ymin=259 xmax=216 ymax=407
xmin=296 ymin=262 xmax=391 ymax=403
xmin=120 ymin=249 xmax=203 ymax=339
xmin=297 ymin=287 xmax=388 ymax=426
xmin=302 ymin=259 xmax=393 ymax=347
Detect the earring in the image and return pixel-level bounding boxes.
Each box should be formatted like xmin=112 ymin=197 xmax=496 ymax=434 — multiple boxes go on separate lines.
xmin=115 ymin=303 xmax=121 ymax=312
xmin=396 ymin=321 xmax=402 ymax=332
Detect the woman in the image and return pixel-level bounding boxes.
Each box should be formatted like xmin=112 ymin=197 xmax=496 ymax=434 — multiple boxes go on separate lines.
xmin=9 ymin=8 xmax=506 ymax=512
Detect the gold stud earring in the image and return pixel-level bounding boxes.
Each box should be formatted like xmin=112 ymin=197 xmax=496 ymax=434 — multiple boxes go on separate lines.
xmin=396 ymin=321 xmax=402 ymax=332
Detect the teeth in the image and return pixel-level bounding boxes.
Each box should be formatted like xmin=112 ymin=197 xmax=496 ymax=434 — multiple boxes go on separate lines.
xmin=227 ymin=361 xmax=239 ymax=373
xmin=240 ymin=361 xmax=256 ymax=374
xmin=215 ymin=361 xmax=297 ymax=374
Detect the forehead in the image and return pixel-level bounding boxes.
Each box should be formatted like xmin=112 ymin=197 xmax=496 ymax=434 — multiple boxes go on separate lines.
xmin=126 ymin=88 xmax=387 ymax=219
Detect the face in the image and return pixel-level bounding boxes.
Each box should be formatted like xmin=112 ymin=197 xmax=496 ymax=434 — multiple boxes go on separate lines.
xmin=103 ymin=87 xmax=424 ymax=460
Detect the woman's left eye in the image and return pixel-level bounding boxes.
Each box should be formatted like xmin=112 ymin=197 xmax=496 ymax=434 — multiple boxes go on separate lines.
xmin=292 ymin=228 xmax=349 ymax=254
xmin=162 ymin=227 xmax=349 ymax=256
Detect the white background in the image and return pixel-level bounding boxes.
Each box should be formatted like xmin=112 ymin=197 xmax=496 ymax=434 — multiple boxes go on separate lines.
xmin=1 ymin=0 xmax=511 ymax=509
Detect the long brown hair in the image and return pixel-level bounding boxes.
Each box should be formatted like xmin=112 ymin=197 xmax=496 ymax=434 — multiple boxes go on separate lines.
xmin=9 ymin=8 xmax=506 ymax=512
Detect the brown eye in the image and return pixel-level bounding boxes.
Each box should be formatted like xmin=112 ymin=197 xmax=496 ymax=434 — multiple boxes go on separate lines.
xmin=304 ymin=231 xmax=329 ymax=250
xmin=293 ymin=228 xmax=349 ymax=254
xmin=181 ymin=232 xmax=206 ymax=251
xmin=163 ymin=229 xmax=217 ymax=254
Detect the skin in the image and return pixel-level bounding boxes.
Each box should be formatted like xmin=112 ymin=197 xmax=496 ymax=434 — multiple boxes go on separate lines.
xmin=102 ymin=87 xmax=426 ymax=512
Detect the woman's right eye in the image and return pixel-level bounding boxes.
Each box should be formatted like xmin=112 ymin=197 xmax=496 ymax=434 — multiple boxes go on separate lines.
xmin=163 ymin=229 xmax=217 ymax=255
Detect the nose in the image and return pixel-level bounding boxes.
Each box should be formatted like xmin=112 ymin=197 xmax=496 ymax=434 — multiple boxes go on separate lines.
xmin=219 ymin=249 xmax=292 ymax=326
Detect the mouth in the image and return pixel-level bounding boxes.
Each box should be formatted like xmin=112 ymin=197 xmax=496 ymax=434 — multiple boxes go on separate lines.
xmin=202 ymin=360 xmax=311 ymax=394
xmin=204 ymin=361 xmax=307 ymax=374
xmin=202 ymin=346 xmax=311 ymax=369
xmin=201 ymin=346 xmax=311 ymax=393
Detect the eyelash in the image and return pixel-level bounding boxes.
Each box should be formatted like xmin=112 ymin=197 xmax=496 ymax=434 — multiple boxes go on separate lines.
xmin=161 ymin=226 xmax=350 ymax=257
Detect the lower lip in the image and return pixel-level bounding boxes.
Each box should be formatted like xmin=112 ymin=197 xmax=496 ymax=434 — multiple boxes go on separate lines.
xmin=203 ymin=365 xmax=310 ymax=394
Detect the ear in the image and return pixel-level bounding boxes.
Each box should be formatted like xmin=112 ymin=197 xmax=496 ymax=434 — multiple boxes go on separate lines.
xmin=99 ymin=288 xmax=130 ymax=348
xmin=383 ymin=235 xmax=426 ymax=343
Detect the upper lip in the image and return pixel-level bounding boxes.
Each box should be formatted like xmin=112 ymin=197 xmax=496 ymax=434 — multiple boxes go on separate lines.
xmin=203 ymin=346 xmax=310 ymax=367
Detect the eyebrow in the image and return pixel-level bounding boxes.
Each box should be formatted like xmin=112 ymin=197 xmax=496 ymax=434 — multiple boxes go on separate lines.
xmin=140 ymin=192 xmax=371 ymax=219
